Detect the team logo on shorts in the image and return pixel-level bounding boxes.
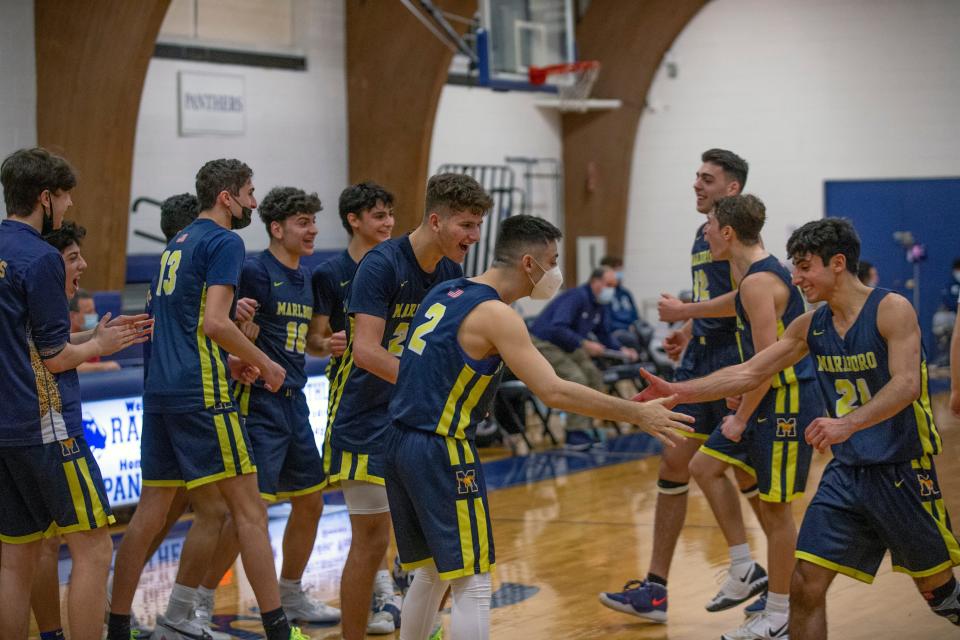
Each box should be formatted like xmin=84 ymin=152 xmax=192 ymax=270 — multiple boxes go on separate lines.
xmin=776 ymin=418 xmax=797 ymax=438
xmin=917 ymin=473 xmax=939 ymax=497
xmin=60 ymin=437 xmax=80 ymax=457
xmin=456 ymin=469 xmax=479 ymax=495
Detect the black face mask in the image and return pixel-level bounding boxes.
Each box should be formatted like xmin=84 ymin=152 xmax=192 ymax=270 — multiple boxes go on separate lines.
xmin=230 ymin=195 xmax=253 ymax=230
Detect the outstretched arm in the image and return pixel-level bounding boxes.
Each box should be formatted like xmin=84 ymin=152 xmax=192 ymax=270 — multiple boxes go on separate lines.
xmin=469 ymin=302 xmax=694 ymax=447
xmin=658 ymin=289 xmax=737 ymax=323
xmin=806 ymin=294 xmax=923 ymax=452
xmin=639 ymin=311 xmax=813 ymax=405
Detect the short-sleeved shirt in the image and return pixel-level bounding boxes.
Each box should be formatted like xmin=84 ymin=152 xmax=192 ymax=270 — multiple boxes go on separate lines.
xmin=0 ymin=219 xmax=79 ymax=446
xmin=143 ymin=218 xmax=245 ymax=414
xmin=327 ymin=235 xmax=462 ymax=453
xmin=238 ymin=250 xmax=313 ymax=390
xmin=807 ymin=288 xmax=940 ymax=465
xmin=690 ymin=222 xmax=737 ymax=338
xmin=312 ymin=249 xmax=357 ymax=377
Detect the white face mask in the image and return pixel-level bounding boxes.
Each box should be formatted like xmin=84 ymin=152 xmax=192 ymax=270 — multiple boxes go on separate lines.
xmin=528 ymin=257 xmax=563 ymax=300
xmin=598 ymin=286 xmax=615 ymax=305
xmin=953 ymin=270 xmax=960 ymax=282
xmin=82 ymin=313 xmax=98 ymax=331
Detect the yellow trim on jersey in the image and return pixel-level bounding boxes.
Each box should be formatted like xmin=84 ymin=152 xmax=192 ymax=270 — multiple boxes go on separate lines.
xmin=923 ymin=497 xmax=960 ymax=568
xmin=446 ymin=437 xmax=461 ymax=466
xmin=436 ymin=365 xmax=476 ymax=436
xmin=912 ymin=361 xmax=940 ymax=456
xmin=276 ymin=482 xmax=328 ymax=500
xmin=63 ymin=461 xmax=91 ymax=530
xmin=759 ymin=441 xmax=803 ymax=503
xmin=326 ymin=319 xmax=356 ymax=427
xmin=893 ymin=560 xmax=956 ymax=579
xmin=400 ymin=557 xmax=436 ymax=573
xmin=196 ymin=287 xmax=216 ymax=407
xmin=474 ymin=497 xmax=491 ymax=573
xmin=142 ymin=479 xmax=187 ymax=488
xmin=214 ymin=413 xmax=235 ymax=474
xmin=700 ymin=446 xmax=756 ymax=478
xmin=456 ymin=499 xmax=475 ymax=575
xmin=678 ymin=429 xmax=709 ymax=441
xmin=228 ymin=411 xmax=254 ymax=473
xmin=77 ymin=457 xmax=110 ymax=528
xmin=0 ymin=522 xmax=58 ymax=545
xmin=212 ymin=342 xmax=230 ymax=404
xmin=437 ymin=563 xmax=498 ymax=581
xmin=235 ymin=383 xmax=251 ymax=417
xmin=461 ymin=439 xmax=475 ymax=464
xmin=454 ymin=374 xmax=494 ymax=439
xmin=795 ymin=550 xmax=875 ymax=584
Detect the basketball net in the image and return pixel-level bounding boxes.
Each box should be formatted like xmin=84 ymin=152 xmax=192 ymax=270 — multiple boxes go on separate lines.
xmin=528 ymin=61 xmax=601 ymax=113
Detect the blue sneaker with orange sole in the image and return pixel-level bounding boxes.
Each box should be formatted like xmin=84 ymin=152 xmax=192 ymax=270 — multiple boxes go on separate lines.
xmin=598 ymin=579 xmax=668 ymax=623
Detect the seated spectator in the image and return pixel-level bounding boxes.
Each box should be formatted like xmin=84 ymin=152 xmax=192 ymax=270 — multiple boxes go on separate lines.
xmin=530 ymin=266 xmax=638 ymax=448
xmin=69 ymin=289 xmax=121 ymax=372
xmin=601 ymin=255 xmax=642 ymax=348
xmin=858 ymin=259 xmax=878 ymax=287
xmin=941 ymin=258 xmax=960 ymax=314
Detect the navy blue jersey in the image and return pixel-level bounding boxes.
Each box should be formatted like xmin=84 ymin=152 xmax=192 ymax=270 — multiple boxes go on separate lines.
xmin=807 ymin=288 xmax=940 ymax=465
xmin=691 ymin=223 xmax=737 ymax=338
xmin=328 ymin=235 xmax=462 ymax=453
xmin=389 ymin=278 xmax=504 ymax=441
xmin=0 ymin=219 xmax=80 ymax=446
xmin=312 ymin=249 xmax=356 ymax=334
xmin=312 ymin=249 xmax=357 ymax=378
xmin=143 ymin=218 xmax=245 ymax=413
xmin=734 ymin=255 xmax=815 ymax=385
xmin=238 ymin=251 xmax=313 ymax=390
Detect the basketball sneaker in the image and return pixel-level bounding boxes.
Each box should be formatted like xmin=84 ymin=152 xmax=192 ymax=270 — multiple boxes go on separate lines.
xmin=598 ymin=579 xmax=668 ymax=623
xmin=280 ymin=586 xmax=341 ymax=623
xmin=705 ymin=562 xmax=768 ymax=612
xmin=744 ymin=592 xmax=767 ymax=617
xmin=720 ymin=610 xmax=789 ymax=639
xmin=191 ymin=591 xmax=231 ymax=640
xmin=368 ymin=592 xmax=402 ymax=634
xmin=153 ymin=614 xmax=213 ymax=640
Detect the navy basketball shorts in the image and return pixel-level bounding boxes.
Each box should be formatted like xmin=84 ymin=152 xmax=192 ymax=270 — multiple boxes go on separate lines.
xmin=672 ymin=335 xmax=742 ymax=439
xmin=236 ymin=384 xmax=326 ymax=501
xmin=384 ymin=425 xmax=495 ymax=579
xmin=0 ymin=435 xmax=114 ymax=542
xmin=700 ymin=379 xmax=822 ymax=502
xmin=325 ymin=446 xmax=386 ymax=487
xmin=796 ymin=455 xmax=960 ymax=583
xmin=141 ymin=407 xmax=256 ymax=490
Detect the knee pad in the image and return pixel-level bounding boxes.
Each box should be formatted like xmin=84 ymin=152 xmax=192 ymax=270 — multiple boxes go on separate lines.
xmin=341 ymin=479 xmax=390 ymax=515
xmin=657 ymin=479 xmax=689 ymax=495
xmin=740 ymin=483 xmax=759 ymax=499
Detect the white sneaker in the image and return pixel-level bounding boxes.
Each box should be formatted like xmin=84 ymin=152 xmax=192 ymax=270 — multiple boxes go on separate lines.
xmin=721 ymin=611 xmax=789 ymax=639
xmin=706 ymin=562 xmax=768 ymax=612
xmin=367 ymin=593 xmax=402 ymax=634
xmin=153 ymin=614 xmax=213 ymax=640
xmin=191 ymin=592 xmax=231 ymax=640
xmin=281 ymin=586 xmax=341 ymax=624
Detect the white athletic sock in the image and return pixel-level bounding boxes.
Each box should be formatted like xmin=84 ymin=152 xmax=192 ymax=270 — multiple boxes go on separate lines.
xmin=765 ymin=592 xmax=789 ymax=616
xmin=197 ymin=585 xmax=216 ymax=605
xmin=165 ymin=583 xmax=198 ymax=623
xmin=399 ymin=565 xmax=448 ymax=640
xmin=729 ymin=543 xmax=752 ymax=567
xmin=279 ymin=577 xmax=302 ymax=596
xmin=374 ymin=569 xmax=394 ymax=596
xmin=450 ymin=573 xmax=491 ymax=640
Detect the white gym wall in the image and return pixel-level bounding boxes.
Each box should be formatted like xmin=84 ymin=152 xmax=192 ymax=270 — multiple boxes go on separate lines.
xmin=624 ymin=0 xmax=960 ymax=312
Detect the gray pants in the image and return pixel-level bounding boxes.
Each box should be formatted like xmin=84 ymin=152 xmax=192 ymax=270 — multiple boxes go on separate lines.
xmin=532 ymin=337 xmax=605 ymax=432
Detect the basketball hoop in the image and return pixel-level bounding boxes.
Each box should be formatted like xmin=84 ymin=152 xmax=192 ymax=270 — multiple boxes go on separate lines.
xmin=528 ymin=61 xmax=616 ymax=113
